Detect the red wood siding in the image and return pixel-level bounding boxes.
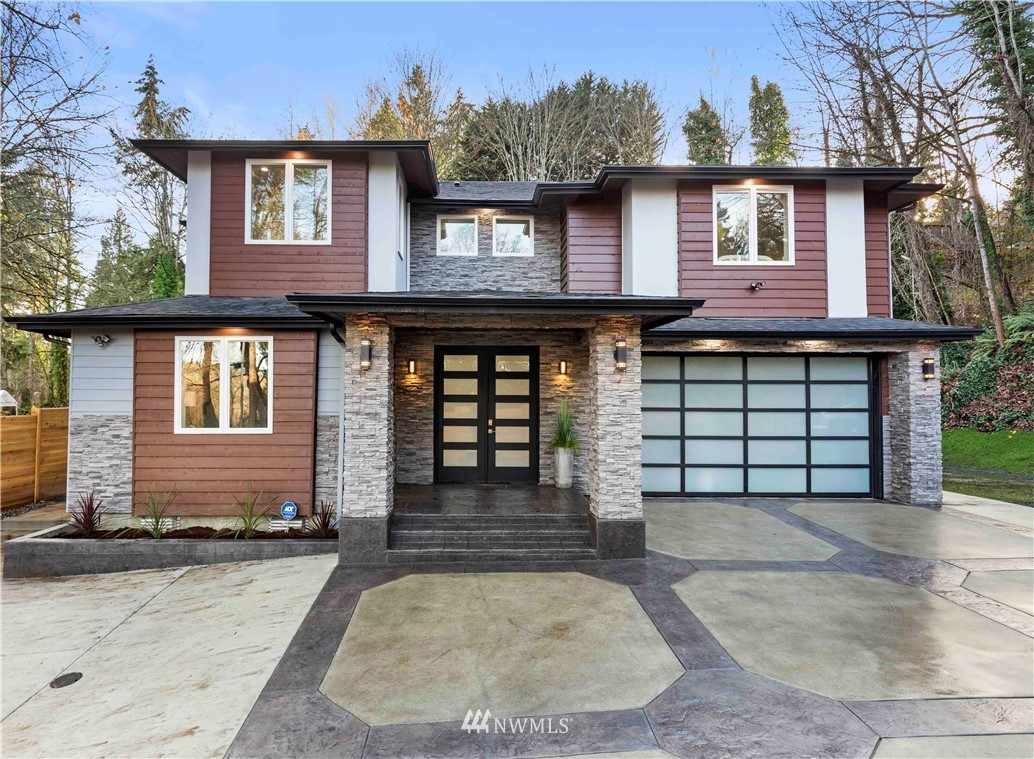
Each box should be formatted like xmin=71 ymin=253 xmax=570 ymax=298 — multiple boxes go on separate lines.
xmin=132 ymin=329 xmax=317 ymax=516
xmin=865 ymin=191 xmax=892 ymax=317
xmin=209 ymin=152 xmax=367 ymax=296
xmin=562 ymin=202 xmax=622 ymax=293
xmin=678 ymin=180 xmax=827 ymax=317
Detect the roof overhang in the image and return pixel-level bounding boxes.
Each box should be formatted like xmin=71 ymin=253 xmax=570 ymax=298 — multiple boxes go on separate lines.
xmin=7 ymin=297 xmax=323 ymax=338
xmin=129 ymin=139 xmax=439 ymax=197
xmin=643 ymin=317 xmax=982 ymax=343
xmin=887 ymin=182 xmax=943 ymax=211
xmin=532 ymin=165 xmax=924 ymax=205
xmin=288 ymin=292 xmax=705 ymax=329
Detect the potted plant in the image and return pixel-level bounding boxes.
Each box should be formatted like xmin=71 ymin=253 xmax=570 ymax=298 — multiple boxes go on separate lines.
xmin=549 ymin=400 xmax=579 ymax=489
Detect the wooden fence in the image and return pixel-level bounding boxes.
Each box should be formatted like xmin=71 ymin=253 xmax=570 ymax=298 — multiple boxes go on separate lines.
xmin=1 ymin=407 xmax=69 ymax=510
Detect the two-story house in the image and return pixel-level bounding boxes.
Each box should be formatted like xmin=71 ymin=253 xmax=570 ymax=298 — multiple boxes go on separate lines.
xmin=11 ymin=139 xmax=980 ymax=562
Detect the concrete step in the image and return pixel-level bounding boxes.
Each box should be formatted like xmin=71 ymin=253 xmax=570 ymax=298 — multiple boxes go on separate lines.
xmin=387 ymin=547 xmax=598 ymax=564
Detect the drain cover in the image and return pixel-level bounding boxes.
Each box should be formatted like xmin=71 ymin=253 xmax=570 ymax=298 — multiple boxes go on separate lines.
xmin=49 ymin=672 xmax=82 ymax=689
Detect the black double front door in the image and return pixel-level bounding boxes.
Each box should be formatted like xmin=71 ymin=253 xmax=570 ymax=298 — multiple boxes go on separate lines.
xmin=434 ymin=346 xmax=539 ymax=483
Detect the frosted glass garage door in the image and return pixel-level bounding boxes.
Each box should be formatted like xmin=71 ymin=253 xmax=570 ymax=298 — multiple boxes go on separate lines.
xmin=641 ymin=354 xmax=875 ymax=496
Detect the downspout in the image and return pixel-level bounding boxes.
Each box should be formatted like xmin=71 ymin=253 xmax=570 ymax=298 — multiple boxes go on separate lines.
xmin=328 ymin=324 xmax=346 ymax=522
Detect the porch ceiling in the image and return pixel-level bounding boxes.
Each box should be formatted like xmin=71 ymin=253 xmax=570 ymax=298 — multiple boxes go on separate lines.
xmin=287 ymin=291 xmax=705 ymax=329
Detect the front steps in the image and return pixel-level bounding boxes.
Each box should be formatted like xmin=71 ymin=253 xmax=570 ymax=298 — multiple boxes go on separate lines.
xmin=387 ymin=513 xmax=596 ymax=563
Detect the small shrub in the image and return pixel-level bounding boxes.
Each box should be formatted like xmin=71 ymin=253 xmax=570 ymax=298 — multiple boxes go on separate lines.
xmin=69 ymin=491 xmax=105 ymax=537
xmin=305 ymin=500 xmax=338 ymax=538
xmin=232 ymin=484 xmax=274 ymax=539
xmin=548 ymin=400 xmax=579 ymax=450
xmin=138 ymin=490 xmax=177 ymax=539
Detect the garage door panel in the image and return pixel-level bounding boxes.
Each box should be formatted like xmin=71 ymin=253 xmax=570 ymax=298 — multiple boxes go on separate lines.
xmin=685 ymin=439 xmax=743 ymax=465
xmin=748 ymin=468 xmax=808 ymax=493
xmin=749 ymin=411 xmax=807 ymax=437
xmin=685 ymin=411 xmax=743 ymax=436
xmin=685 ymin=467 xmax=744 ymax=492
xmin=643 ymin=354 xmax=877 ymax=497
xmin=812 ymin=467 xmax=870 ymax=493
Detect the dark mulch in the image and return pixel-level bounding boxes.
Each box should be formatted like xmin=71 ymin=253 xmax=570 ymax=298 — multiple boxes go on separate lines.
xmin=61 ymin=527 xmax=338 ymax=540
xmin=1 ymin=501 xmax=54 ymax=519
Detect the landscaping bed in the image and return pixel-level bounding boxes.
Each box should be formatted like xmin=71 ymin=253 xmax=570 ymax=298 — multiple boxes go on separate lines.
xmin=60 ymin=527 xmax=336 ymax=540
xmin=3 ymin=524 xmax=339 ymax=579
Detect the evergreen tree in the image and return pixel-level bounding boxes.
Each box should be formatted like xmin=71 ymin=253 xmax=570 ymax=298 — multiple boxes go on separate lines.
xmin=352 ymin=51 xmax=472 ymax=179
xmin=683 ymin=97 xmax=729 ymax=164
xmin=151 ymin=243 xmax=184 ymax=300
xmin=111 ymin=57 xmax=189 ymax=300
xmin=748 ymin=76 xmax=797 ymax=165
xmin=86 ymin=210 xmax=154 ymax=307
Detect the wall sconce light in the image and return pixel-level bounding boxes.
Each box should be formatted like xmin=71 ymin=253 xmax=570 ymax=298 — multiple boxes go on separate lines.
xmin=614 ymin=339 xmax=627 ymax=371
xmin=359 ymin=338 xmax=372 ymax=370
xmin=407 ymin=359 xmax=417 ymax=375
xmin=921 ymin=357 xmax=935 ymax=380
xmin=558 ymin=360 xmax=569 ymax=375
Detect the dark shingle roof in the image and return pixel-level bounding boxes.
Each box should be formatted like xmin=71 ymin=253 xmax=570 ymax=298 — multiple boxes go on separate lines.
xmin=7 ymin=296 xmax=320 ymax=336
xmin=432 ymin=181 xmax=539 ymax=203
xmin=645 ymin=317 xmax=981 ymax=342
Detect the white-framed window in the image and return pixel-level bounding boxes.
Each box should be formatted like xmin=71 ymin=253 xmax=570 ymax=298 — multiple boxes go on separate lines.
xmin=175 ymin=336 xmax=273 ymax=434
xmin=245 ymin=159 xmax=331 ymax=244
xmin=492 ymin=216 xmax=534 ymax=257
xmin=436 ymin=215 xmax=478 ymax=256
xmin=713 ymin=185 xmax=794 ymax=265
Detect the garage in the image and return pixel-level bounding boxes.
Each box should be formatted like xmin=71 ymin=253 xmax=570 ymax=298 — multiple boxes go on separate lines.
xmin=641 ymin=354 xmax=879 ymax=497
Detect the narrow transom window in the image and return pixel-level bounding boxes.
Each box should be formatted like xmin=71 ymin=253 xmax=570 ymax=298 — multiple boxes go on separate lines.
xmin=713 ymin=185 xmax=794 ymax=264
xmin=437 ymin=216 xmax=477 ymax=256
xmin=246 ymin=159 xmax=331 ymax=244
xmin=493 ymin=216 xmax=534 ymax=256
xmin=176 ymin=336 xmax=273 ymax=434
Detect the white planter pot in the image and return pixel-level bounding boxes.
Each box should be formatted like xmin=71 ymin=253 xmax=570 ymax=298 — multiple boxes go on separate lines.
xmin=554 ymin=448 xmax=574 ymax=489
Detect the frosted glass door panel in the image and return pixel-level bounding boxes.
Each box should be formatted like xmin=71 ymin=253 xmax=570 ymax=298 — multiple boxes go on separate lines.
xmin=748 ymin=468 xmax=807 ymax=493
xmin=643 ymin=356 xmax=680 ymax=380
xmin=683 ymin=356 xmax=742 ymax=380
xmin=643 ymin=383 xmax=681 ymax=408
xmin=684 ymin=468 xmax=743 ymax=492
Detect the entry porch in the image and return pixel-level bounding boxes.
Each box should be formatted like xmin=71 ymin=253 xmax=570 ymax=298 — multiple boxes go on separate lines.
xmin=290 ymin=292 xmax=704 ymax=564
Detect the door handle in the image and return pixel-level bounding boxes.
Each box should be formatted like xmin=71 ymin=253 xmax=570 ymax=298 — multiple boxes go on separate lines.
xmin=487 ymin=418 xmax=494 ymax=435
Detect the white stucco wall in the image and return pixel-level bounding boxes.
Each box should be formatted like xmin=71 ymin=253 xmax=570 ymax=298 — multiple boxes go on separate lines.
xmin=825 ymin=178 xmax=868 ymax=317
xmin=621 ymin=179 xmax=679 ymax=296
xmin=184 ymin=150 xmax=212 ymax=296
xmin=69 ymin=330 xmax=134 ymax=415
xmin=367 ymin=152 xmax=408 ymax=292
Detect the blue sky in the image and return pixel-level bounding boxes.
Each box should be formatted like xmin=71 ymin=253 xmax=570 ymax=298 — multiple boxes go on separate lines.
xmin=90 ymin=2 xmax=791 ymax=150
xmin=77 ymin=1 xmax=797 ymax=265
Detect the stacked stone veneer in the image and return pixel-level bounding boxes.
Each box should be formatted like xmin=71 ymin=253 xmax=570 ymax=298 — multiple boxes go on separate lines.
xmin=314 ymin=416 xmax=340 ymax=508
xmin=393 ymin=324 xmax=590 ymax=492
xmin=342 ymin=315 xmax=394 ymax=518
xmin=588 ymin=316 xmax=643 ymax=520
xmin=409 ymin=206 xmax=562 ymax=293
xmin=67 ymin=415 xmax=134 ymax=513
xmin=646 ymin=337 xmax=944 ymax=506
xmin=887 ymin=345 xmax=942 ymax=505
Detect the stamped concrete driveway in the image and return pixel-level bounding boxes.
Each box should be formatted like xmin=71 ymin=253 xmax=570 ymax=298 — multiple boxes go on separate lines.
xmin=3 ymin=497 xmax=1033 ymax=759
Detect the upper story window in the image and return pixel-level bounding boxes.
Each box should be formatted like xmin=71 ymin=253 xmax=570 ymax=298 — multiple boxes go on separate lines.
xmin=493 ymin=216 xmax=534 ymax=257
xmin=176 ymin=336 xmax=272 ymax=434
xmin=437 ymin=215 xmax=477 ymax=256
xmin=713 ymin=185 xmax=794 ymax=265
xmin=246 ymin=159 xmax=331 ymax=244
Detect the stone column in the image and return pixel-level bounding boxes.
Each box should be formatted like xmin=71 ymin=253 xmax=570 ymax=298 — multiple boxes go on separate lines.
xmin=587 ymin=315 xmax=645 ymax=559
xmin=887 ymin=343 xmax=943 ymax=506
xmin=339 ymin=314 xmax=394 ymax=564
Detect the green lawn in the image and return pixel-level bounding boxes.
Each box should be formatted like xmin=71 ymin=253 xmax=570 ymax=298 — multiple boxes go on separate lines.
xmin=942 ymin=429 xmax=1034 ymax=475
xmin=942 ymin=429 xmax=1033 ymax=506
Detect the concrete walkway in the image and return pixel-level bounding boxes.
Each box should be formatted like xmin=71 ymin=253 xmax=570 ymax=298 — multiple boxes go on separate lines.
xmin=2 ymin=555 xmax=336 ymax=759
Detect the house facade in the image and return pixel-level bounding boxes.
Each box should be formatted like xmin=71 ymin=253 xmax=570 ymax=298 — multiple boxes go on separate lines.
xmin=11 ymin=140 xmax=979 ymax=562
